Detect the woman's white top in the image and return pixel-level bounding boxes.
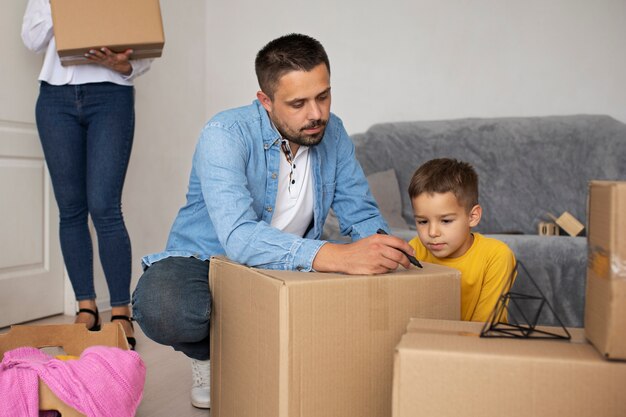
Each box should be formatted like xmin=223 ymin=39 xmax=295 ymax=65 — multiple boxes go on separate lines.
xmin=21 ymin=0 xmax=152 ymax=85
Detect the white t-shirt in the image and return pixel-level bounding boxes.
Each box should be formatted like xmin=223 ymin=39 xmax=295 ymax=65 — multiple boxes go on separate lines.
xmin=271 ymin=142 xmax=314 ymax=237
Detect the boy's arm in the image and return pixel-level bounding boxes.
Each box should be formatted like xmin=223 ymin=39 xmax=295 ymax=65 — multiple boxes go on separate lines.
xmin=471 ymin=247 xmax=517 ymax=322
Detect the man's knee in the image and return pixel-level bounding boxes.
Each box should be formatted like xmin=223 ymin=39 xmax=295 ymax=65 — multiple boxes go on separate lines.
xmin=132 ymin=258 xmax=210 ymax=346
xmin=132 ymin=266 xmax=181 ymax=345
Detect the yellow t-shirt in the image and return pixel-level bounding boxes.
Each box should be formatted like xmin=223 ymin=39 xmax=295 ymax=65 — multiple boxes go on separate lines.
xmin=409 ymin=233 xmax=516 ymax=322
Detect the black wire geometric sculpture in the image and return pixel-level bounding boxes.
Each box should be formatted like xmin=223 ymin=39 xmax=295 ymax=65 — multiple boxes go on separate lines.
xmin=480 ymin=261 xmax=571 ymax=340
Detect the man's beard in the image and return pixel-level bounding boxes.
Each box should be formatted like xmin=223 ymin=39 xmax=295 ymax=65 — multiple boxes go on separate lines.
xmin=276 ymin=118 xmax=328 ymax=147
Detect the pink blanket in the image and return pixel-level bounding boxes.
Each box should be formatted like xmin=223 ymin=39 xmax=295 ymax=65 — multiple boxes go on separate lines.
xmin=0 ymin=346 xmax=145 ymax=417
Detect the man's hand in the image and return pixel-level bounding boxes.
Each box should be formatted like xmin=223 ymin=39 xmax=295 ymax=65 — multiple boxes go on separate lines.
xmin=312 ymin=234 xmax=416 ymax=275
xmin=85 ymin=47 xmax=133 ymax=76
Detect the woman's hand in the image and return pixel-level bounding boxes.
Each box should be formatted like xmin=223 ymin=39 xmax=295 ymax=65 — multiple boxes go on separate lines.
xmin=85 ymin=47 xmax=133 ymax=76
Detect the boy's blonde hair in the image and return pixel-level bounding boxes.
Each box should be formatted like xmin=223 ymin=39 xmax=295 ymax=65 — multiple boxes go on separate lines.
xmin=408 ymin=158 xmax=479 ymax=212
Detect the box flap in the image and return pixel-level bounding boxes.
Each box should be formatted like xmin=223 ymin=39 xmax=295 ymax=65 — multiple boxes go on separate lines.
xmin=209 ymin=256 xmax=285 ymax=417
xmin=0 ymin=323 xmax=128 ymax=358
xmin=211 ymin=255 xmax=459 ymax=285
xmin=400 ymin=318 xmax=590 ymax=362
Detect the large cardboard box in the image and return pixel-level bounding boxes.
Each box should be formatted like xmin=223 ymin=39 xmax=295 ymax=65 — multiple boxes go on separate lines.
xmin=585 ymin=181 xmax=626 ymax=360
xmin=50 ymin=0 xmax=164 ymax=66
xmin=209 ymin=257 xmax=460 ymax=417
xmin=392 ymin=318 xmax=626 ymax=417
xmin=0 ymin=323 xmax=129 ymax=417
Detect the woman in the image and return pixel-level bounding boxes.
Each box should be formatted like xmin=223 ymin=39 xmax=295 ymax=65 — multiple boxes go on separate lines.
xmin=22 ymin=0 xmax=153 ymax=349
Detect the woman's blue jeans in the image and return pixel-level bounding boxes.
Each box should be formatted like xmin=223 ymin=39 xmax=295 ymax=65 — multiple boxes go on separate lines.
xmin=36 ymin=81 xmax=134 ymax=306
xmin=132 ymin=257 xmax=212 ymax=360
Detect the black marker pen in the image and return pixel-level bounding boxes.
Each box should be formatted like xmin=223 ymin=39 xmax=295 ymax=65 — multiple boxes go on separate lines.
xmin=376 ymin=229 xmax=423 ymax=268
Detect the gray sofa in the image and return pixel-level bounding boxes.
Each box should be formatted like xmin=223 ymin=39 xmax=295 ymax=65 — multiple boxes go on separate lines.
xmin=324 ymin=115 xmax=626 ymax=327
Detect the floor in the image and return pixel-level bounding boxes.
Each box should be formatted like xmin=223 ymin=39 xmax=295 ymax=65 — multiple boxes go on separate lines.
xmin=1 ymin=312 xmax=209 ymax=417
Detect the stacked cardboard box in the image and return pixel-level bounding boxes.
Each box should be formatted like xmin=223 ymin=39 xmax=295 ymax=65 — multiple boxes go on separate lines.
xmin=392 ymin=319 xmax=626 ymax=417
xmin=50 ymin=0 xmax=165 ymax=66
xmin=209 ymin=256 xmax=461 ymax=417
xmin=0 ymin=323 xmax=129 ymax=416
xmin=391 ymin=180 xmax=626 ymax=417
xmin=585 ymin=181 xmax=626 ymax=360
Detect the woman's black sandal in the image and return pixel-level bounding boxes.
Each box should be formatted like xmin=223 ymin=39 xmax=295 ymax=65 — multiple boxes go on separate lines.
xmin=111 ymin=315 xmax=137 ymax=350
xmin=76 ymin=308 xmax=101 ymax=331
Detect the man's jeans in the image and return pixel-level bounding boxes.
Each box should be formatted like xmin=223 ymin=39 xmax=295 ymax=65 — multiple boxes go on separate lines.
xmin=132 ymin=257 xmax=212 ymax=360
xmin=36 ymin=81 xmax=134 ymax=306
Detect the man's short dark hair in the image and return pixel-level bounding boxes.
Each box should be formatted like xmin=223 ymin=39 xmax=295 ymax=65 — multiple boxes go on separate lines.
xmin=255 ymin=33 xmax=330 ymax=99
xmin=408 ymin=158 xmax=479 ymax=212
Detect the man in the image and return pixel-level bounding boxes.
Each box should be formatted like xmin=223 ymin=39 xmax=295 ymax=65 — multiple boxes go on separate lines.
xmin=132 ymin=33 xmax=415 ymax=409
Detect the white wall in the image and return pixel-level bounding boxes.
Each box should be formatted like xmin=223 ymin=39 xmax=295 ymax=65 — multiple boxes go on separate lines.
xmin=121 ymin=0 xmax=207 ymax=287
xmin=205 ymin=0 xmax=626 ymax=134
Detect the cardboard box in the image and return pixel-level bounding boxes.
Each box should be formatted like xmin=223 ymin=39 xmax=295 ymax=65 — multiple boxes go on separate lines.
xmin=0 ymin=323 xmax=129 ymax=417
xmin=50 ymin=0 xmax=164 ymax=66
xmin=209 ymin=257 xmax=460 ymax=417
xmin=585 ymin=181 xmax=626 ymax=360
xmin=392 ymin=318 xmax=626 ymax=417
xmin=555 ymin=211 xmax=585 ymax=236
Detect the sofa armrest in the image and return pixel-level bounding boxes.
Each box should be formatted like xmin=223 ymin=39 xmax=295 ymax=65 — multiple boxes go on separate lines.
xmin=489 ymin=235 xmax=587 ymax=328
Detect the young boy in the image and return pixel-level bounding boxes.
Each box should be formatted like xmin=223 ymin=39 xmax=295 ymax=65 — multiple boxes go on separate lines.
xmin=408 ymin=158 xmax=516 ymax=322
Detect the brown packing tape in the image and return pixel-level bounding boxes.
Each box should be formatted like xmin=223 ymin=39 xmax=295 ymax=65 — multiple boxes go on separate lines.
xmin=589 ymin=246 xmax=611 ymax=280
xmin=588 ymin=249 xmax=626 ymax=280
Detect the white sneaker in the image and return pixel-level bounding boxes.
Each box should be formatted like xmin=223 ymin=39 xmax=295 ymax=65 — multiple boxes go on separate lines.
xmin=190 ymin=358 xmax=211 ymax=409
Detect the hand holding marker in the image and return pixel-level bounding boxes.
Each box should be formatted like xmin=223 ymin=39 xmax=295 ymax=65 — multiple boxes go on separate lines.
xmin=376 ymin=229 xmax=423 ymax=268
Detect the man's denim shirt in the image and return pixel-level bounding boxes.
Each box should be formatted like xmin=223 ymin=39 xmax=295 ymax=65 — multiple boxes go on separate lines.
xmin=142 ymin=100 xmax=388 ymax=271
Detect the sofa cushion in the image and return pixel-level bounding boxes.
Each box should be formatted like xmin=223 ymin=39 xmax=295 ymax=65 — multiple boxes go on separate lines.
xmin=491 ymin=234 xmax=587 ymax=327
xmin=365 ymin=168 xmax=407 ymax=229
xmin=322 ymin=169 xmax=407 ymax=241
